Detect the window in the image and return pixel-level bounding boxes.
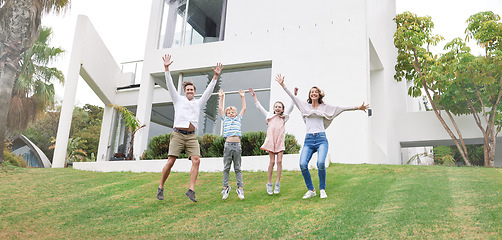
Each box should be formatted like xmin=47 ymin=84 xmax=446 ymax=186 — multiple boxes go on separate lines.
xmin=147 ymin=65 xmax=272 ymax=139
xmin=158 ymin=0 xmax=227 ymax=48
xmin=182 ymin=66 xmax=272 ymax=136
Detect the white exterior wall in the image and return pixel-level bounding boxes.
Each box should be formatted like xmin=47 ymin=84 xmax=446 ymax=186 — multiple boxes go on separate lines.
xmin=134 ymin=0 xmax=388 ymax=164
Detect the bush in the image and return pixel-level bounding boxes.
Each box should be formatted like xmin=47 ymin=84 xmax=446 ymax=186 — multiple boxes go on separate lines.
xmin=433 ymin=144 xmax=484 ymax=166
xmin=433 ymin=146 xmax=454 ymax=165
xmin=142 ymin=133 xmax=171 ymax=160
xmin=454 ymin=144 xmax=484 ymax=166
xmin=241 ymin=131 xmax=268 ymax=156
xmin=142 ymin=131 xmax=301 ymax=159
xmin=207 ymin=135 xmax=225 ymax=157
xmin=3 ymin=144 xmax=27 ymax=167
xmin=200 ymin=134 xmax=220 ymax=157
xmin=284 ymin=133 xmax=301 ymax=154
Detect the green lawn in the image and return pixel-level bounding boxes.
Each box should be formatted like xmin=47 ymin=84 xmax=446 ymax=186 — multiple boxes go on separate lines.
xmin=0 ymin=164 xmax=501 ymax=239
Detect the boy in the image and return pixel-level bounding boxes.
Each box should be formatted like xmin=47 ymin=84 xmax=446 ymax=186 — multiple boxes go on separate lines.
xmin=218 ymin=89 xmax=246 ymax=200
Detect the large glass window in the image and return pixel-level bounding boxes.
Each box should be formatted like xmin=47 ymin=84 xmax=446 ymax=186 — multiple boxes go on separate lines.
xmin=147 ymin=66 xmax=272 ymax=139
xmin=158 ymin=0 xmax=227 ymax=48
xmin=182 ymin=66 xmax=272 ymax=136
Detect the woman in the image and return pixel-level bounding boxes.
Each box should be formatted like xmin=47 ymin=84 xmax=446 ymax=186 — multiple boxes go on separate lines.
xmin=275 ymin=74 xmax=369 ymax=199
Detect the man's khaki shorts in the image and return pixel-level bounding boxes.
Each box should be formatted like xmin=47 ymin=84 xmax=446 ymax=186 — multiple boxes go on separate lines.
xmin=168 ymin=131 xmax=200 ymax=158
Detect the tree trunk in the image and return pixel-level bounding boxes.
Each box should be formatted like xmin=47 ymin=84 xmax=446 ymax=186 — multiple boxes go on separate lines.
xmin=483 ymin=125 xmax=496 ymax=167
xmin=0 ymin=0 xmax=43 ymax=163
xmin=127 ymin=131 xmax=135 ymax=160
xmin=0 ymin=65 xmax=18 ymax=163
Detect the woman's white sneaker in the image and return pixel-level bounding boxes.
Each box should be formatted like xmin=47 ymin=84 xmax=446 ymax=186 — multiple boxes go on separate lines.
xmin=320 ymin=189 xmax=328 ymax=199
xmin=302 ymin=190 xmax=316 ymax=199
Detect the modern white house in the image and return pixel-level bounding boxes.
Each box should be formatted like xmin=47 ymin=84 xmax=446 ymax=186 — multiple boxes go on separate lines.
xmin=52 ymin=0 xmax=501 ymax=171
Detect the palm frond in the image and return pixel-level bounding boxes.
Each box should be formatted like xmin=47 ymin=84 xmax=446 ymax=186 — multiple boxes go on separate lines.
xmin=38 ymin=0 xmax=71 ymax=15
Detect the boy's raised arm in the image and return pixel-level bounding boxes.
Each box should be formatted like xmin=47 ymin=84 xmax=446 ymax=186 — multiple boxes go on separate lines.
xmin=239 ymin=89 xmax=246 ymax=116
xmin=218 ymin=90 xmax=225 ymax=117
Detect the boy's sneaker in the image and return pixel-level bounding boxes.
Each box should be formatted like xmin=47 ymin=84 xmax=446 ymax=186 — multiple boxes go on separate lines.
xmin=157 ymin=187 xmax=164 ymax=200
xmin=236 ymin=188 xmax=245 ymax=200
xmin=302 ymin=190 xmax=316 ymax=199
xmin=274 ymin=182 xmax=280 ymax=194
xmin=266 ymin=183 xmax=273 ymax=195
xmin=320 ymin=189 xmax=328 ymax=199
xmin=185 ymin=189 xmax=197 ymax=202
xmin=221 ymin=186 xmax=231 ymax=200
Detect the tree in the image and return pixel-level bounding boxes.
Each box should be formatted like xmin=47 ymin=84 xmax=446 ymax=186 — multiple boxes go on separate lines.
xmin=0 ymin=0 xmax=70 ymax=163
xmin=23 ymin=110 xmax=60 ymax=161
xmin=112 ymin=105 xmax=145 ymax=160
xmin=394 ymin=11 xmax=502 ymax=167
xmin=50 ymin=137 xmax=87 ymax=165
xmin=8 ymin=26 xmax=64 ymax=134
xmin=23 ymin=104 xmax=103 ymax=162
xmin=70 ymin=104 xmax=103 ymax=160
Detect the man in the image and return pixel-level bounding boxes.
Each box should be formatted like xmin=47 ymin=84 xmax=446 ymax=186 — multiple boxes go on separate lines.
xmin=157 ymin=54 xmax=223 ymax=202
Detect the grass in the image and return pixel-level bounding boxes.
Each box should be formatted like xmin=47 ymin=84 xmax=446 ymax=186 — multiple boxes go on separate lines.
xmin=0 ymin=163 xmax=501 ymax=239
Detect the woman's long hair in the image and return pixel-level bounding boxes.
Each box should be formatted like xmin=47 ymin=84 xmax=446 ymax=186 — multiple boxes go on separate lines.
xmin=307 ymin=86 xmax=325 ymax=104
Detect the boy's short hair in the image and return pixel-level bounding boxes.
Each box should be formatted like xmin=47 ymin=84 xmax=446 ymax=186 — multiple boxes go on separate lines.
xmin=225 ymin=106 xmax=237 ymax=115
xmin=183 ymin=81 xmax=196 ymax=91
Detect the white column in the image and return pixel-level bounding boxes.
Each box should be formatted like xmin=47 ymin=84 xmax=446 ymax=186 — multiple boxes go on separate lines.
xmin=133 ymin=75 xmax=155 ymax=160
xmin=96 ymin=105 xmax=115 ymax=162
xmin=52 ymin=16 xmax=88 ymax=168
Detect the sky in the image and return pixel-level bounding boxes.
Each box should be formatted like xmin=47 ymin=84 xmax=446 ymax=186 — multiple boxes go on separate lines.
xmin=41 ymin=0 xmax=502 ymax=107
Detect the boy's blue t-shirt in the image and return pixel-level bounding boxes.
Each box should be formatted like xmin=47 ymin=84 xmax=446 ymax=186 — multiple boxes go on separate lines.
xmin=222 ymin=114 xmax=242 ymax=138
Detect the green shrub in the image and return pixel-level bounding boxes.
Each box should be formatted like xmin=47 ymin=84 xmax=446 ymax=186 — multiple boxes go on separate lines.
xmin=452 ymin=144 xmax=484 ymax=166
xmin=3 ymin=145 xmax=27 ymax=167
xmin=433 ymin=144 xmax=485 ymax=166
xmin=142 ymin=131 xmax=301 ymax=159
xmin=200 ymin=134 xmax=219 ymax=157
xmin=241 ymin=131 xmax=268 ymax=156
xmin=433 ymin=146 xmax=453 ymax=165
xmin=284 ymin=133 xmax=301 ymax=154
xmin=142 ymin=133 xmax=171 ymax=160
xmin=207 ymin=135 xmax=225 ymax=157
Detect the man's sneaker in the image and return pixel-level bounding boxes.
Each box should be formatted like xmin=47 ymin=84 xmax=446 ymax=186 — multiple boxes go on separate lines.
xmin=302 ymin=190 xmax=316 ymax=199
xmin=320 ymin=189 xmax=328 ymax=199
xmin=221 ymin=186 xmax=231 ymax=200
xmin=266 ymin=183 xmax=273 ymax=195
xmin=185 ymin=189 xmax=197 ymax=202
xmin=236 ymin=188 xmax=245 ymax=200
xmin=157 ymin=187 xmax=164 ymax=200
xmin=274 ymin=182 xmax=281 ymax=194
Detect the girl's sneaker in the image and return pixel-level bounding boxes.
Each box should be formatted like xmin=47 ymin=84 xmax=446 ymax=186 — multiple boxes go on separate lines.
xmin=266 ymin=183 xmax=273 ymax=195
xmin=221 ymin=186 xmax=231 ymax=200
xmin=274 ymin=182 xmax=280 ymax=194
xmin=302 ymin=190 xmax=316 ymax=199
xmin=320 ymin=189 xmax=328 ymax=199
xmin=236 ymin=188 xmax=245 ymax=200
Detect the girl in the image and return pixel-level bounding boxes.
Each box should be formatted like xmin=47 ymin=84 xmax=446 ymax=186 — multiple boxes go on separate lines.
xmin=275 ymin=74 xmax=369 ymax=199
xmin=249 ymin=87 xmax=296 ymax=195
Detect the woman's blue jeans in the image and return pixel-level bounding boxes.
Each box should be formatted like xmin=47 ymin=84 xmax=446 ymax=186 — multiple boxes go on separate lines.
xmin=299 ymin=132 xmax=329 ymax=191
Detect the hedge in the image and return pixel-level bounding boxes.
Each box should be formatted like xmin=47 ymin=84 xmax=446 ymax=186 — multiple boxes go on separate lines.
xmin=141 ymin=131 xmax=301 ymax=159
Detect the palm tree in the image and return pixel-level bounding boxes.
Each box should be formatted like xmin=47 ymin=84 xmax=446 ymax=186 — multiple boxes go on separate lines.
xmin=8 ymin=26 xmax=65 ymax=134
xmin=112 ymin=105 xmax=146 ymax=160
xmin=0 ymin=0 xmax=70 ymax=163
